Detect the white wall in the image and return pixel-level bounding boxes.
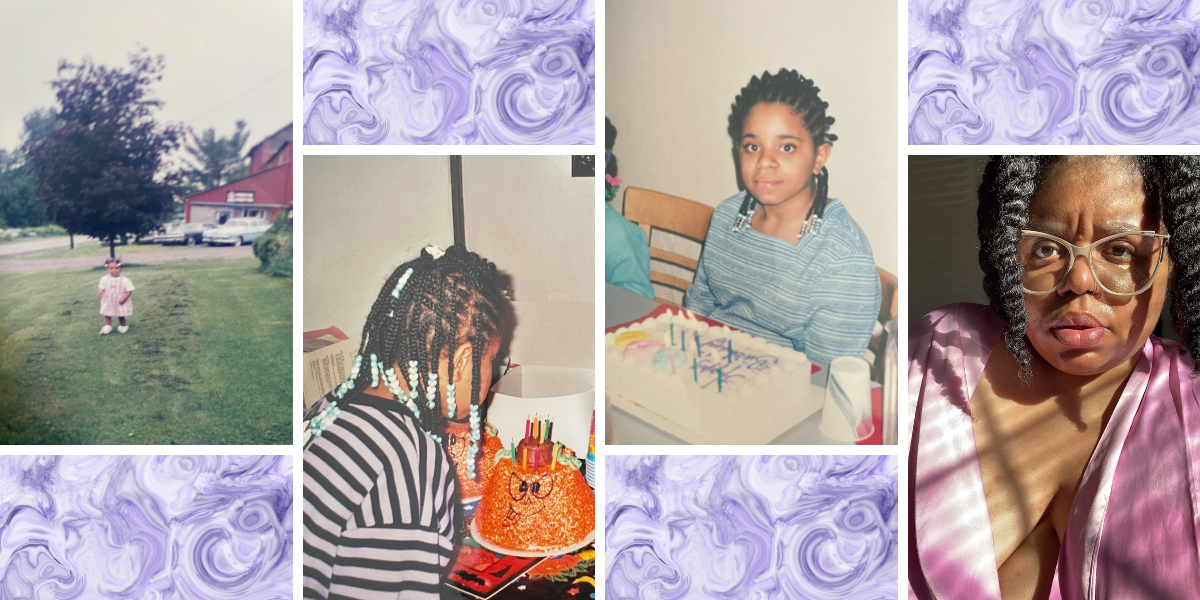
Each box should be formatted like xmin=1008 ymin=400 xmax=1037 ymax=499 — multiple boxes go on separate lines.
xmin=462 ymin=155 xmax=595 ymax=370
xmin=607 ymin=0 xmax=899 ymax=289
xmin=303 ymin=155 xmax=454 ymax=336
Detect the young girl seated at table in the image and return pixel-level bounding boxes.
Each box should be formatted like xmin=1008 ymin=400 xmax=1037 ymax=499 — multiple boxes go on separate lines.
xmin=685 ymin=69 xmax=880 ymax=365
xmin=302 ymin=244 xmax=505 ymax=599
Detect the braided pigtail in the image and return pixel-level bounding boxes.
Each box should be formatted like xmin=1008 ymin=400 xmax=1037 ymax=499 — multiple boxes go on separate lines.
xmin=329 ymin=245 xmax=504 ymax=478
xmin=977 ymin=156 xmax=1051 ymax=382
xmin=1158 ymin=156 xmax=1200 ymax=373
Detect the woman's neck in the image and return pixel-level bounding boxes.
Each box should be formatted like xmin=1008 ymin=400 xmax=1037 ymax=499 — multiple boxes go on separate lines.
xmin=989 ymin=342 xmax=1140 ymax=411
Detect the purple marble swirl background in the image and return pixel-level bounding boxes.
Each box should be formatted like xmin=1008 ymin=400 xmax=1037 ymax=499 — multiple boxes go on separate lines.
xmin=606 ymin=455 xmax=897 ymax=600
xmin=909 ymin=0 xmax=1200 ymax=144
xmin=303 ymin=0 xmax=595 ymax=145
xmin=0 ymin=456 xmax=292 ymax=599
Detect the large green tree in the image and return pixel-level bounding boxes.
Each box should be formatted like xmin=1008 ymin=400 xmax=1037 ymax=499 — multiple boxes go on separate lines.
xmin=184 ymin=119 xmax=251 ymax=194
xmin=26 ymin=50 xmax=185 ymax=257
xmin=0 ymin=109 xmax=59 ymax=227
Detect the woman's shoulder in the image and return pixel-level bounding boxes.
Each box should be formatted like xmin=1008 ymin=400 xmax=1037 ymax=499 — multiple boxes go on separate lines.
xmin=1147 ymin=334 xmax=1199 ymax=381
xmin=912 ymin=303 xmax=1004 ymax=340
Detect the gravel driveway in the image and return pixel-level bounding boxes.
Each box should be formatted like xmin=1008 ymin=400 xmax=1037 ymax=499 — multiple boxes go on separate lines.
xmin=0 ymin=245 xmax=254 ymax=274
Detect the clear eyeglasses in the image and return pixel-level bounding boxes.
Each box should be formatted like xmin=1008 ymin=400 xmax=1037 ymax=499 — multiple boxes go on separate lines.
xmin=1018 ymin=230 xmax=1170 ymax=296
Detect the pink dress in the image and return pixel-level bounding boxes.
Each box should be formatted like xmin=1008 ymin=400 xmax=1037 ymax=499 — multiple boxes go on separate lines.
xmin=909 ymin=303 xmax=1200 ymax=600
xmin=98 ymin=275 xmax=134 ymax=317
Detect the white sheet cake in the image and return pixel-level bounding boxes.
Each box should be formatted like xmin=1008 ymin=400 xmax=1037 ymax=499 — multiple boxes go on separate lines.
xmin=605 ymin=310 xmax=818 ymax=444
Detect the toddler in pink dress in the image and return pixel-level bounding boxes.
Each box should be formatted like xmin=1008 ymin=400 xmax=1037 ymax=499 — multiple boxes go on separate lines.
xmin=97 ymin=257 xmax=134 ymax=334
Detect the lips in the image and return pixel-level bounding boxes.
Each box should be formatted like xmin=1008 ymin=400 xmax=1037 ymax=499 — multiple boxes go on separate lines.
xmin=753 ymin=178 xmax=781 ymax=190
xmin=1049 ymin=313 xmax=1108 ymax=349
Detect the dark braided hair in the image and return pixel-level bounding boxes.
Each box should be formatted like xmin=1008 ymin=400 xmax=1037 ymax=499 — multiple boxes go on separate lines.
xmin=977 ymin=156 xmax=1200 ymax=381
xmin=727 ymin=69 xmax=837 ymax=210
xmin=354 ymin=245 xmax=504 ymax=456
xmin=605 ymin=117 xmax=619 ymax=201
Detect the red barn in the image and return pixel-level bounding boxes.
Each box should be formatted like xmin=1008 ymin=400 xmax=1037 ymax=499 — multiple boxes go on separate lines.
xmin=184 ymin=123 xmax=293 ymax=225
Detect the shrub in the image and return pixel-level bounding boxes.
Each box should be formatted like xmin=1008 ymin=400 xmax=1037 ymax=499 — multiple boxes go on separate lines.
xmin=253 ymin=213 xmax=292 ymax=277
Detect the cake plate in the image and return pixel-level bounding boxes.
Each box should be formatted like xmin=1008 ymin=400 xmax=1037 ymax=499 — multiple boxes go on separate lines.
xmin=469 ymin=519 xmax=595 ymax=558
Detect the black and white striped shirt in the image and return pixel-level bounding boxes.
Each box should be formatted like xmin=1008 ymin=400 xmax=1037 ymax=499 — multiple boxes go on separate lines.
xmin=303 ymin=392 xmax=460 ymax=599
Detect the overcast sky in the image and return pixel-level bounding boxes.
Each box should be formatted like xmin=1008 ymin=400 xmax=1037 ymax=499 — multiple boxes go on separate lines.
xmin=0 ymin=0 xmax=291 ymax=155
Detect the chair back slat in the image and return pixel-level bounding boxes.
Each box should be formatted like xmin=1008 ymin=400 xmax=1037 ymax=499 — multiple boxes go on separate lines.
xmin=622 ymin=187 xmax=715 ymax=300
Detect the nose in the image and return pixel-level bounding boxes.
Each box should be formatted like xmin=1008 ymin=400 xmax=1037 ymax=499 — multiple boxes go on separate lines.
xmin=756 ymin=149 xmax=777 ymax=170
xmin=1058 ymin=253 xmax=1098 ymax=296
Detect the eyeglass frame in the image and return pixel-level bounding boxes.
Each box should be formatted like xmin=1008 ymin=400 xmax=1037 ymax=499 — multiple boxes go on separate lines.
xmin=1018 ymin=229 xmax=1171 ymax=296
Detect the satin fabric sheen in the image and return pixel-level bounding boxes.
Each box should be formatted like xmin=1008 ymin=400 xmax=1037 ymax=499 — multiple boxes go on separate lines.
xmin=908 ymin=303 xmax=1200 ymax=599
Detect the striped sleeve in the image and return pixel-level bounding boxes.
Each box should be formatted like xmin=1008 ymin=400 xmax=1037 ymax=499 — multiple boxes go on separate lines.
xmin=804 ymin=250 xmax=881 ymax=364
xmin=303 ymin=401 xmax=460 ymax=599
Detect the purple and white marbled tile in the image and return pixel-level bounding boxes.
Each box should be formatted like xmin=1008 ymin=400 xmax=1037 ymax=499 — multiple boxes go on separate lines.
xmin=0 ymin=456 xmax=292 ymax=599
xmin=909 ymin=0 xmax=1200 ymax=144
xmin=606 ymin=455 xmax=897 ymax=600
xmin=303 ymin=0 xmax=595 ymax=145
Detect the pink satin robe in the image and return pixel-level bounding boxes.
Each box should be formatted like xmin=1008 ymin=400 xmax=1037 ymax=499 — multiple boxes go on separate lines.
xmin=909 ymin=303 xmax=1200 ymax=600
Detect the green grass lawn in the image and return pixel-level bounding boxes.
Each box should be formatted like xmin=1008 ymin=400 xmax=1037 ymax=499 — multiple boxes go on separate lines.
xmin=0 ymin=257 xmax=291 ymax=444
xmin=18 ymin=242 xmax=193 ymax=260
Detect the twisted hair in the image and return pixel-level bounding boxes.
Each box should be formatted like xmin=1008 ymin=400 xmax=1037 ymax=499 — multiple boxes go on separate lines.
xmin=355 ymin=245 xmax=504 ymax=446
xmin=727 ymin=68 xmax=837 ymax=204
xmin=605 ymin=117 xmax=619 ymax=200
xmin=977 ymin=156 xmax=1200 ymax=381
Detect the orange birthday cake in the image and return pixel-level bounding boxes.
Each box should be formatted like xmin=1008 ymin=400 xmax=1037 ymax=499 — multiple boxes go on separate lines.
xmin=445 ymin=421 xmax=504 ymax=500
xmin=475 ymin=422 xmax=594 ymax=552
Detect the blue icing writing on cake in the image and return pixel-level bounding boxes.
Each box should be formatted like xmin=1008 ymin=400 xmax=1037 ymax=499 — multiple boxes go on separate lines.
xmin=606 ymin=310 xmax=818 ymax=444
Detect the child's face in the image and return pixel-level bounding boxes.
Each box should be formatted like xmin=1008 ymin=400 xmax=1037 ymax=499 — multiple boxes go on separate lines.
xmin=106 ymin=263 xmax=122 ymax=277
xmin=738 ymin=102 xmax=832 ymax=208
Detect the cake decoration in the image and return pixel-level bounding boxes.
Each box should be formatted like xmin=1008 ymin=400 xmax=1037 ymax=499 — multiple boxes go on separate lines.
xmin=606 ymin=309 xmax=818 ymax=444
xmin=475 ymin=414 xmax=595 ymax=553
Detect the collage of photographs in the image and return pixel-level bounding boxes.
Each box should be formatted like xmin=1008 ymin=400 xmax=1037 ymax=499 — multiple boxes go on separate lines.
xmin=0 ymin=0 xmax=1197 ymax=598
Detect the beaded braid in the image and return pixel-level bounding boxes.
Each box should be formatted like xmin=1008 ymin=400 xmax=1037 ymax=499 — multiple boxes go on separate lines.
xmin=977 ymin=156 xmax=1200 ymax=381
xmin=329 ymin=245 xmax=505 ymax=480
xmin=727 ymin=69 xmax=838 ymax=233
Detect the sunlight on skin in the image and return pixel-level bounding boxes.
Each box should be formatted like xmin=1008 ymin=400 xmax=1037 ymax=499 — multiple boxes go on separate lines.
xmin=970 ymin=157 xmax=1170 ymax=600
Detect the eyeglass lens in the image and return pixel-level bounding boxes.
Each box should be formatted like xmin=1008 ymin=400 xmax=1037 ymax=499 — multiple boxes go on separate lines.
xmin=1018 ymin=233 xmax=1165 ymax=294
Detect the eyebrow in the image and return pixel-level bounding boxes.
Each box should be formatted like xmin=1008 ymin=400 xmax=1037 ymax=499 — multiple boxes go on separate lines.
xmin=741 ymin=133 xmax=803 ymax=141
xmin=1025 ymin=218 xmax=1148 ymax=236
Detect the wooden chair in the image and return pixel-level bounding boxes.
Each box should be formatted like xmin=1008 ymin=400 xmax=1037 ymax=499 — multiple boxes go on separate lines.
xmin=867 ymin=267 xmax=899 ymax=382
xmin=622 ymin=187 xmax=715 ymax=307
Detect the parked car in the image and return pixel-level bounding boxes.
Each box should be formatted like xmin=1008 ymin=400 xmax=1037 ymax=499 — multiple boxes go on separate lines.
xmin=203 ymin=218 xmax=271 ymax=246
xmin=157 ymin=223 xmax=215 ymax=246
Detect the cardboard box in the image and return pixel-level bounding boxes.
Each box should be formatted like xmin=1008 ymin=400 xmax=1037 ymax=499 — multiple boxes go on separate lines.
xmin=303 ymin=328 xmax=360 ymax=409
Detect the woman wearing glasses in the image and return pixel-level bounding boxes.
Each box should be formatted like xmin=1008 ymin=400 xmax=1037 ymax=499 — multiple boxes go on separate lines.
xmin=909 ymin=155 xmax=1200 ymax=600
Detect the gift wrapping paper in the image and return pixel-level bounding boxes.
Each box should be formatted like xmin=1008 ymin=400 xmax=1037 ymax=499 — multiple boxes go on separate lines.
xmin=0 ymin=456 xmax=292 ymax=599
xmin=606 ymin=455 xmax=897 ymax=599
xmin=302 ymin=0 xmax=595 ymax=145
xmin=909 ymin=0 xmax=1200 ymax=144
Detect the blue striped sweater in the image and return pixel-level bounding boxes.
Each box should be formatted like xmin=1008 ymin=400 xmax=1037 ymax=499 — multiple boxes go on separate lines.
xmin=685 ymin=191 xmax=881 ymax=365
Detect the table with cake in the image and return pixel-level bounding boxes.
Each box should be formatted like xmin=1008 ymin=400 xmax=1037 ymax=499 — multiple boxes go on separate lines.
xmin=443 ymin=371 xmax=597 ymax=599
xmin=605 ymin=282 xmax=884 ymax=445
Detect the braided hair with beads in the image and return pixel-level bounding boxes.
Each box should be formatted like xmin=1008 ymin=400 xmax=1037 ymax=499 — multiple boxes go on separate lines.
xmin=977 ymin=155 xmax=1200 ymax=382
xmin=331 ymin=245 xmax=505 ymax=480
xmin=727 ymin=68 xmax=838 ymax=233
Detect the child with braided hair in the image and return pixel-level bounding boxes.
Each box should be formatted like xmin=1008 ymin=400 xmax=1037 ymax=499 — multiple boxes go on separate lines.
xmin=685 ymin=68 xmax=881 ymax=365
xmin=302 ymin=244 xmax=506 ymax=599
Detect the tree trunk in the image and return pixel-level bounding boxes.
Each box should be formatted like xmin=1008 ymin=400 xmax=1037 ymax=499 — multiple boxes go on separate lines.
xmin=70 ymin=234 xmax=74 ymax=249
xmin=109 ymin=238 xmax=115 ymax=258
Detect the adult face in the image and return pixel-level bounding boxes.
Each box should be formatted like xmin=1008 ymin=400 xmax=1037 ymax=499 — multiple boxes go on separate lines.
xmin=1022 ymin=156 xmax=1170 ymax=376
